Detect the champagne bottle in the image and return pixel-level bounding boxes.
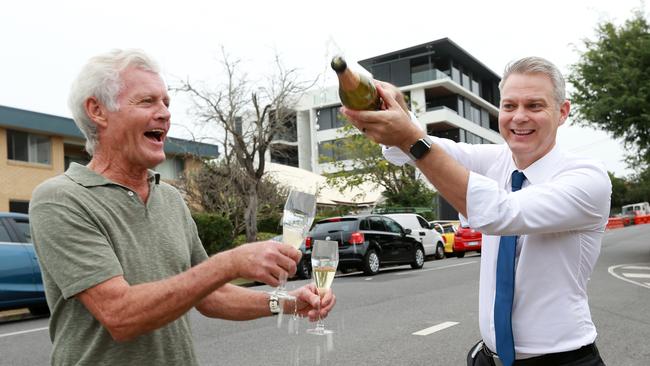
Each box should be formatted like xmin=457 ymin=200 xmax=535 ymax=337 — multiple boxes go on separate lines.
xmin=331 ymin=56 xmax=382 ymax=111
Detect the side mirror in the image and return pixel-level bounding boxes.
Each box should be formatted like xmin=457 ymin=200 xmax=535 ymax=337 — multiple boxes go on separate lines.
xmin=404 ymin=228 xmax=412 ymax=235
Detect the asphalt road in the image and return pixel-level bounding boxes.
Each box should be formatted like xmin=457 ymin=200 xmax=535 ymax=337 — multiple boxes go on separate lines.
xmin=1 ymin=224 xmax=649 ymax=365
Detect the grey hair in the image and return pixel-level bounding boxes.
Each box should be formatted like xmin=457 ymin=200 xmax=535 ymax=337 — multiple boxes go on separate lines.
xmin=67 ymin=49 xmax=161 ymax=155
xmin=498 ymin=56 xmax=566 ymax=107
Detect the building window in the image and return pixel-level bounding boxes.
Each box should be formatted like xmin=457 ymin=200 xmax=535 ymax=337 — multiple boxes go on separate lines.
xmin=7 ymin=130 xmax=51 ymax=164
xmin=156 ymin=156 xmax=185 ymax=180
xmin=271 ymin=144 xmax=299 ymax=167
xmin=9 ymin=200 xmax=29 ymax=214
xmin=317 ymin=106 xmax=346 ymax=131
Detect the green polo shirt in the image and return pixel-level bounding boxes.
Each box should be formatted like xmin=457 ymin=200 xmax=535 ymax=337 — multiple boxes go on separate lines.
xmin=30 ymin=163 xmax=208 ymax=366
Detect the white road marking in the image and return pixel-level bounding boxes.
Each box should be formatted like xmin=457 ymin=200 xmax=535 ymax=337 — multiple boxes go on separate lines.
xmin=365 ymin=278 xmax=373 ymax=281
xmin=622 ymin=266 xmax=650 ymax=270
xmin=395 ymin=261 xmax=478 ymax=275
xmin=608 ymin=264 xmax=650 ymax=290
xmin=622 ymin=273 xmax=650 ymax=278
xmin=0 ymin=327 xmax=49 ymax=338
xmin=412 ymin=321 xmax=459 ymax=336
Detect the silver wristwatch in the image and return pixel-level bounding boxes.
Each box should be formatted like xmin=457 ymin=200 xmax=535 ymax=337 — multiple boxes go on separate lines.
xmin=268 ymin=293 xmax=281 ymax=315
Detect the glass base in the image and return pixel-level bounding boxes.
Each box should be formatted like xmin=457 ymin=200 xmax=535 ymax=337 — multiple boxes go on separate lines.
xmin=306 ymin=325 xmax=334 ymax=335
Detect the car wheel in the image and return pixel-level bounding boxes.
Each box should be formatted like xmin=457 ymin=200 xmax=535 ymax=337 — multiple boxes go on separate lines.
xmin=411 ymin=246 xmax=425 ymax=269
xmin=363 ymin=248 xmax=380 ymax=275
xmin=296 ymin=258 xmax=311 ymax=279
xmin=28 ymin=305 xmax=50 ymax=317
xmin=434 ymin=242 xmax=445 ymax=260
xmin=456 ymin=251 xmax=466 ymax=258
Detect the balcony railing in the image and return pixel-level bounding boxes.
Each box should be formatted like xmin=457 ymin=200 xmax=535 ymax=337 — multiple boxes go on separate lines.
xmin=411 ymin=68 xmax=450 ymax=84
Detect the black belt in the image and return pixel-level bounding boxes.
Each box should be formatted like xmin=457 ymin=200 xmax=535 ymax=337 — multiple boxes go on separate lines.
xmin=482 ymin=343 xmax=598 ymax=366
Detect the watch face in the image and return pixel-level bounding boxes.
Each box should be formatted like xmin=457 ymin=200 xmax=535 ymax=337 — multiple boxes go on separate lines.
xmin=409 ymin=137 xmax=432 ymax=160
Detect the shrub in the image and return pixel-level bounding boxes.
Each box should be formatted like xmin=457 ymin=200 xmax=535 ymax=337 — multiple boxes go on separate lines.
xmin=233 ymin=232 xmax=279 ymax=246
xmin=192 ymin=213 xmax=234 ymax=255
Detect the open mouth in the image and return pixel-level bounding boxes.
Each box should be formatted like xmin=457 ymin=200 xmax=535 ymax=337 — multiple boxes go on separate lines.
xmin=144 ymin=129 xmax=165 ymax=143
xmin=511 ymin=129 xmax=534 ymax=136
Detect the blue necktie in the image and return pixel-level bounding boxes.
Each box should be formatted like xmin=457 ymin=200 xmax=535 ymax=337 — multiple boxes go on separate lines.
xmin=494 ymin=170 xmax=526 ymax=366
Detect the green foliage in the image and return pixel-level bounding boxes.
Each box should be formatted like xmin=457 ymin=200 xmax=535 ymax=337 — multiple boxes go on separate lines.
xmin=192 ymin=213 xmax=234 ymax=255
xmin=608 ymin=168 xmax=650 ymax=213
xmin=257 ymin=213 xmax=282 ymax=234
xmin=322 ymin=123 xmax=437 ymax=206
xmin=233 ymin=232 xmax=278 ymax=246
xmin=569 ymin=11 xmax=650 ymax=170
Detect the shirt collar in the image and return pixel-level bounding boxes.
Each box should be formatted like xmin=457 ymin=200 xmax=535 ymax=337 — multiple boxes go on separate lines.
xmin=519 ymin=144 xmax=565 ymax=185
xmin=65 ymin=163 xmax=161 ymax=187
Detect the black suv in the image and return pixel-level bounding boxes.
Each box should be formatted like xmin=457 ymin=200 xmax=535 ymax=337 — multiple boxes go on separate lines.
xmin=307 ymin=215 xmax=425 ymax=275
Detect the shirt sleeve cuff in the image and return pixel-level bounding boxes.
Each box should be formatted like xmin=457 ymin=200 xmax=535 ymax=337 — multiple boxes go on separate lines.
xmin=381 ymin=111 xmax=424 ymax=166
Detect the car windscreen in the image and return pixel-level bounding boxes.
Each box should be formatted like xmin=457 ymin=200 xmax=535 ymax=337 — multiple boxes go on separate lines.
xmin=311 ymin=219 xmax=358 ymax=234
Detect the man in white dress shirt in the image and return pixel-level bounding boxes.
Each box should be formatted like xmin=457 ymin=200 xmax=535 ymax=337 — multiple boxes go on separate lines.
xmin=341 ymin=57 xmax=610 ymax=366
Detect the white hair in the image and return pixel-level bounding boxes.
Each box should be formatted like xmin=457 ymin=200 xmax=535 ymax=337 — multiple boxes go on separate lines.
xmin=67 ymin=49 xmax=160 ymax=155
xmin=499 ymin=56 xmax=566 ymax=107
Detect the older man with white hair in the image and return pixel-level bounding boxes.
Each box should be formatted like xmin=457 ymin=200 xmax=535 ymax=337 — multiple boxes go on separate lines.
xmin=30 ymin=49 xmax=335 ymax=366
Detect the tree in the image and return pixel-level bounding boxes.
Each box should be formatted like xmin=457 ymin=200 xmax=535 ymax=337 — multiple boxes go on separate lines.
xmin=322 ymin=123 xmax=437 ymax=209
xmin=181 ymin=159 xmax=288 ymax=238
xmin=568 ymin=10 xmax=650 ymax=170
xmin=173 ymin=48 xmax=314 ymax=241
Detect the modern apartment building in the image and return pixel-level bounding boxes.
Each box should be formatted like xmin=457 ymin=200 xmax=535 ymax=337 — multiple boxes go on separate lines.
xmin=0 ymin=105 xmax=219 ymax=213
xmin=291 ymin=38 xmax=504 ymax=219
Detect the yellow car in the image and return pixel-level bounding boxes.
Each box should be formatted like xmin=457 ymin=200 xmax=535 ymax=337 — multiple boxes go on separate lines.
xmin=430 ymin=220 xmax=459 ymax=256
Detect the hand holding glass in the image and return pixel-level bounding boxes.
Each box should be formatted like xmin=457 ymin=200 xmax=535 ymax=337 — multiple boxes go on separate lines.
xmin=306 ymin=240 xmax=338 ymax=335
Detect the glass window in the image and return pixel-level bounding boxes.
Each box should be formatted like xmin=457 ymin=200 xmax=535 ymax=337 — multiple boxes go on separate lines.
xmin=7 ymin=130 xmax=51 ymax=164
xmin=471 ymin=80 xmax=480 ymax=95
xmin=9 ymin=200 xmax=29 ymax=214
xmin=317 ymin=108 xmax=333 ymax=130
xmin=462 ymin=73 xmax=471 ymax=90
xmin=333 ymin=108 xmax=347 ymax=129
xmin=382 ymin=217 xmax=403 ymax=234
xmin=0 ymin=222 xmax=11 ymax=242
xmin=451 ymin=67 xmax=460 ymax=84
xmin=481 ymin=109 xmax=490 ymax=128
xmin=12 ymin=218 xmax=31 ymax=242
xmin=416 ymin=216 xmax=430 ymax=229
xmin=318 ymin=141 xmax=334 ymax=162
xmin=368 ymin=217 xmax=386 ymax=232
xmin=156 ymin=156 xmax=185 ymax=180
xmin=471 ymin=105 xmax=481 ymax=124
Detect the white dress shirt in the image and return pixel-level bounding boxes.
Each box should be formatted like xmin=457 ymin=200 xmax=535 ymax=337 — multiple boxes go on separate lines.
xmin=384 ymin=135 xmax=612 ymax=356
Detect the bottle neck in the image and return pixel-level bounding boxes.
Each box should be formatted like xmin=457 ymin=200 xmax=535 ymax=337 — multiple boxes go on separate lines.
xmin=337 ymin=68 xmax=361 ymax=92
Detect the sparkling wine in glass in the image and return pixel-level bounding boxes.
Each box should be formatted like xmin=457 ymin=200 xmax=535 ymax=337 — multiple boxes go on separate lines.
xmin=273 ymin=189 xmax=317 ymax=300
xmin=306 ymin=240 xmax=338 ymax=335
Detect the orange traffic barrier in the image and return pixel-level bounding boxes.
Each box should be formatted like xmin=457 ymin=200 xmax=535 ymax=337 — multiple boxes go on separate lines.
xmin=634 ymin=214 xmax=650 ymax=225
xmin=606 ymin=217 xmax=625 ymax=230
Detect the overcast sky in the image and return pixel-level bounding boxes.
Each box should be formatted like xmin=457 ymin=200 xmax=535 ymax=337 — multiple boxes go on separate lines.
xmin=1 ymin=0 xmax=646 ymax=177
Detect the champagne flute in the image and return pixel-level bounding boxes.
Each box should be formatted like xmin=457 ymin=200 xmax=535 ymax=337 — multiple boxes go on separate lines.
xmin=273 ymin=189 xmax=317 ymax=300
xmin=306 ymin=240 xmax=339 ymax=335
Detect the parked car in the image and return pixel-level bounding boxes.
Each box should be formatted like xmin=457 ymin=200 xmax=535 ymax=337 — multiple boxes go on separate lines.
xmin=384 ymin=213 xmax=445 ymax=259
xmin=0 ymin=212 xmax=49 ymax=315
xmin=271 ymin=234 xmax=312 ymax=280
xmin=430 ymin=220 xmax=459 ymax=257
xmin=307 ymin=215 xmax=425 ymax=276
xmin=453 ymin=224 xmax=482 ymax=258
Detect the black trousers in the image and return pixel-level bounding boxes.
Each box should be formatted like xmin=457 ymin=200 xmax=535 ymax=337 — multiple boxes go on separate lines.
xmin=467 ymin=341 xmax=606 ymax=366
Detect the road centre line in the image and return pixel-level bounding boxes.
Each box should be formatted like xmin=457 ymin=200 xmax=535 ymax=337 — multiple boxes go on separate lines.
xmin=623 ymin=266 xmax=650 ymax=270
xmin=608 ymin=264 xmax=650 ymax=290
xmin=622 ymin=273 xmax=650 ymax=278
xmin=395 ymin=260 xmax=478 ymax=275
xmin=413 ymin=321 xmax=459 ymax=336
xmin=0 ymin=326 xmax=49 ymax=338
